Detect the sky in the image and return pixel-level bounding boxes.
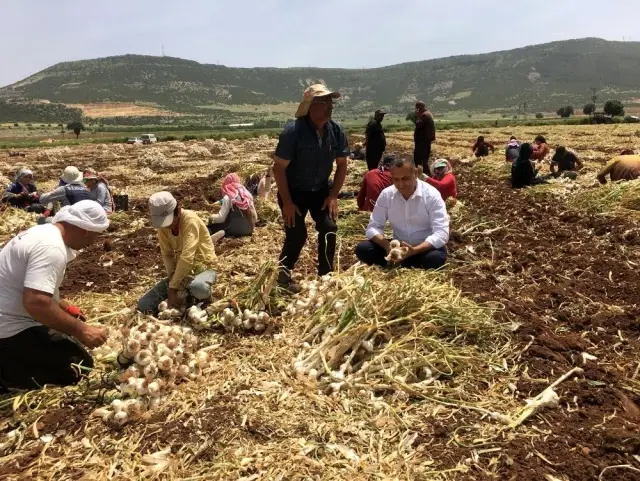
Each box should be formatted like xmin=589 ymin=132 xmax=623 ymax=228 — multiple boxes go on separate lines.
xmin=2 ymin=0 xmax=640 ymax=87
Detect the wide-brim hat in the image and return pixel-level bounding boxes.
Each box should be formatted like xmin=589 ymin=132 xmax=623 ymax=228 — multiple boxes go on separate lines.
xmin=61 ymin=166 xmax=84 ymax=184
xmin=295 ymin=84 xmax=341 ymax=119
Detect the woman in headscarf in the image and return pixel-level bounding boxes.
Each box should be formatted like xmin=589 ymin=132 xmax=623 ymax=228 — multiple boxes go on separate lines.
xmin=505 ymin=136 xmax=521 ymax=162
xmin=83 ymin=168 xmax=114 ymax=214
xmin=425 ymin=159 xmax=458 ymax=204
xmin=512 ymin=143 xmax=547 ymax=188
xmin=2 ymin=168 xmax=45 ymax=212
xmin=208 ymin=173 xmax=258 ymax=238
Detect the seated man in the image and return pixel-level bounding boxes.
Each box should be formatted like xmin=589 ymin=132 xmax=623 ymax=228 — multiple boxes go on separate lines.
xmin=550 ymin=146 xmax=583 ymax=179
xmin=0 ymin=201 xmax=109 ymax=391
xmin=83 ymin=169 xmax=114 ymax=214
xmin=472 ymin=136 xmax=495 ymax=157
xmin=137 ymin=192 xmax=217 ymax=316
xmin=39 ymin=166 xmax=90 ymax=209
xmin=505 ymin=136 xmax=521 ymax=162
xmin=597 ymin=155 xmax=640 ymax=184
xmin=512 ymin=143 xmax=547 ymax=188
xmin=355 ymin=157 xmax=449 ymax=270
xmin=531 ymin=135 xmax=550 ymax=161
xmin=425 ymin=159 xmax=458 ymax=203
xmin=357 ymin=154 xmax=394 ymax=212
xmin=2 ymin=168 xmax=45 ymax=213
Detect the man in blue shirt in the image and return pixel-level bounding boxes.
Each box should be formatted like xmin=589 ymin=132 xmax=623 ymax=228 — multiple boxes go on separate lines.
xmin=273 ymin=84 xmax=350 ymax=287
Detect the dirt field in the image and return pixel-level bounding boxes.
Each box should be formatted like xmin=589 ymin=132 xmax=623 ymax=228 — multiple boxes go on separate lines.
xmin=65 ymin=103 xmax=181 ymax=118
xmin=0 ymin=125 xmax=639 ymax=480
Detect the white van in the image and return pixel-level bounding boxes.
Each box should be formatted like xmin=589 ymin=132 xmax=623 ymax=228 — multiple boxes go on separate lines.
xmin=140 ymin=134 xmax=157 ymax=144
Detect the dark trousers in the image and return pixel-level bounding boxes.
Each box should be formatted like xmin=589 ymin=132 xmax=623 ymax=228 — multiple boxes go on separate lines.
xmin=355 ymin=240 xmax=447 ymax=270
xmin=366 ymin=148 xmax=383 ymax=171
xmin=278 ymin=189 xmax=337 ymax=276
xmin=414 ymin=142 xmax=432 ymax=172
xmin=0 ymin=326 xmax=93 ymax=392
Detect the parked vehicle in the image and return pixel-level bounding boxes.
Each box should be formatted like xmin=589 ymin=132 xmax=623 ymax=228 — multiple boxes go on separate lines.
xmin=126 ymin=137 xmax=142 ymax=144
xmin=140 ymin=134 xmax=157 ymax=144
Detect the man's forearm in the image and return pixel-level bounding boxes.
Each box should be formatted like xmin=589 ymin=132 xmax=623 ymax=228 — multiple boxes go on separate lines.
xmin=26 ymin=302 xmax=85 ymax=339
xmin=411 ymin=241 xmax=434 ymax=255
xmin=329 ymin=162 xmax=348 ymax=198
xmin=371 ymin=234 xmax=390 ymax=251
xmin=273 ymin=168 xmax=293 ymax=204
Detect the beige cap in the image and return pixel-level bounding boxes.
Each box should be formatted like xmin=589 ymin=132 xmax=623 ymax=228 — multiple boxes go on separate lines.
xmin=149 ymin=191 xmax=177 ymax=228
xmin=295 ymin=84 xmax=341 ymax=118
xmin=61 ymin=166 xmax=84 ymax=184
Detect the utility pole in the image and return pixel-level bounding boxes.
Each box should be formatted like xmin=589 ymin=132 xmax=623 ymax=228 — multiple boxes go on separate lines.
xmin=162 ymin=44 xmax=165 ymax=57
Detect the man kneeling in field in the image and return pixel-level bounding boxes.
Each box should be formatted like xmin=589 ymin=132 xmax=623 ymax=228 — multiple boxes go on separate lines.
xmin=0 ymin=201 xmax=109 ymax=391
xmin=355 ymin=157 xmax=449 ymax=270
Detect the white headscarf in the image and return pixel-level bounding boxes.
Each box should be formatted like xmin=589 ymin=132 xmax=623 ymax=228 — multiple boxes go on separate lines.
xmin=52 ymin=200 xmax=110 ymax=232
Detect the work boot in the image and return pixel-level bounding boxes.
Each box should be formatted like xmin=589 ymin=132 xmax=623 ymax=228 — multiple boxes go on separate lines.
xmin=277 ymin=269 xmax=301 ymax=293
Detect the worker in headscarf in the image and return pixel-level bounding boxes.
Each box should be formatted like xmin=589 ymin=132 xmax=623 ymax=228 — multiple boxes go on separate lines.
xmin=512 ymin=143 xmax=547 ymax=188
xmin=550 ymin=146 xmax=583 ymax=179
xmin=0 ymin=201 xmax=109 ymax=391
xmin=505 ymin=136 xmax=521 ymax=162
xmin=83 ymin=168 xmax=113 ymax=214
xmin=137 ymin=192 xmax=217 ymax=316
xmin=597 ymin=155 xmax=640 ymax=184
xmin=2 ymin=168 xmax=45 ymax=212
xmin=425 ymin=159 xmax=458 ymax=203
xmin=208 ymin=173 xmax=258 ymax=238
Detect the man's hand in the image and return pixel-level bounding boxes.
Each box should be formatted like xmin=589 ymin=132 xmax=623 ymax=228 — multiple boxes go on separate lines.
xmin=400 ymin=242 xmax=418 ymax=261
xmin=167 ymin=288 xmax=181 ymax=308
xmin=77 ymin=324 xmax=107 ymax=349
xmin=282 ymin=202 xmax=301 ymax=228
xmin=322 ymin=195 xmax=339 ymax=220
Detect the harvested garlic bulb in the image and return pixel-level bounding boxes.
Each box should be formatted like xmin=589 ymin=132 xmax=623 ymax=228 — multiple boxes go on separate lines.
xmin=390 ymin=240 xmax=401 ymax=249
xmin=134 ymin=349 xmax=153 ymax=366
xmin=157 ymin=355 xmax=173 ymax=371
xmin=158 ymin=301 xmax=168 ymax=312
xmin=114 ymin=411 xmax=129 ymax=425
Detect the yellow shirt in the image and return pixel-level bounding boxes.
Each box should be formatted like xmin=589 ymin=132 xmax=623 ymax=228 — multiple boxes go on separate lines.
xmin=157 ymin=210 xmax=216 ymax=289
xmin=597 ymin=155 xmax=640 ymax=183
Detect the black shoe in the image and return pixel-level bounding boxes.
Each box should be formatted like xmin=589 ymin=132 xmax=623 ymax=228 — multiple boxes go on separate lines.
xmin=277 ymin=270 xmax=301 ymax=293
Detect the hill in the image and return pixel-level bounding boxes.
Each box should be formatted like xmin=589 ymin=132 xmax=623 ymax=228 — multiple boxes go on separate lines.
xmin=2 ymin=38 xmax=640 ymax=115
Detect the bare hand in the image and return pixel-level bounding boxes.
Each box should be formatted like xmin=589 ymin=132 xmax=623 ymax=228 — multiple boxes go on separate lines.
xmin=282 ymin=202 xmax=302 ymax=228
xmin=77 ymin=324 xmax=107 ymax=348
xmin=322 ymin=196 xmax=339 ymax=220
xmin=167 ymin=288 xmax=181 ymax=309
xmin=400 ymin=242 xmax=416 ymax=261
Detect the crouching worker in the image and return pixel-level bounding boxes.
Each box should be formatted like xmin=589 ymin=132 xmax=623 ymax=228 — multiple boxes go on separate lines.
xmin=0 ymin=201 xmax=109 ymax=391
xmin=137 ymin=192 xmax=217 ymax=316
xmin=355 ymin=157 xmax=449 ymax=270
xmin=83 ymin=169 xmax=114 ymax=214
xmin=208 ymin=173 xmax=258 ymax=238
xmin=597 ymin=155 xmax=640 ymax=184
xmin=549 ymin=146 xmax=583 ymax=179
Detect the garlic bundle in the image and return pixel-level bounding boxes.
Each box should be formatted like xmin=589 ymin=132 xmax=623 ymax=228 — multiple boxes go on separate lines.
xmin=187 ymin=305 xmax=209 ymax=326
xmin=385 ymin=240 xmax=409 ymax=262
xmin=157 ymin=301 xmax=183 ymax=320
xmin=218 ymin=307 xmax=269 ymax=333
xmin=93 ymin=315 xmax=217 ymax=425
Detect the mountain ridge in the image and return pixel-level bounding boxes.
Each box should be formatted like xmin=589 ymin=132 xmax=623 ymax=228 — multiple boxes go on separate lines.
xmin=2 ymin=38 xmax=640 ymax=114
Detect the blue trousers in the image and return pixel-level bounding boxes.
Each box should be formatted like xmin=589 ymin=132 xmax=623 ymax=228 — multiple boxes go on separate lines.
xmin=355 ymin=240 xmax=447 ymax=270
xmin=137 ymin=270 xmax=216 ymax=315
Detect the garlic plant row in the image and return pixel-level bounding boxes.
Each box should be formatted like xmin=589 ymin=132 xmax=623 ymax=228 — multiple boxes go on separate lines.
xmin=92 ymin=316 xmax=216 ymax=425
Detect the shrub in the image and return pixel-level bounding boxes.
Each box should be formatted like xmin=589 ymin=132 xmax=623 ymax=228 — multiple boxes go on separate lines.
xmin=556 ymin=106 xmax=574 ymax=118
xmin=182 ymin=135 xmax=198 ymax=141
xmin=603 ymin=100 xmax=625 ymax=117
xmin=583 ymin=103 xmax=595 ymax=116
xmin=535 ymin=113 xmax=544 ymax=119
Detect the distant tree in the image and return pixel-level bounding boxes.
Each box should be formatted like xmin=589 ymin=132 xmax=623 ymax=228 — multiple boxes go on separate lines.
xmin=556 ymin=106 xmax=574 ymax=118
xmin=603 ymin=100 xmax=624 ymax=117
xmin=501 ymin=114 xmax=508 ymax=118
xmin=67 ymin=121 xmax=85 ymax=139
xmin=467 ymin=114 xmax=472 ymax=119
xmin=583 ymin=103 xmax=595 ymax=116
xmin=535 ymin=113 xmax=544 ymax=119
xmin=513 ymin=115 xmax=518 ymax=120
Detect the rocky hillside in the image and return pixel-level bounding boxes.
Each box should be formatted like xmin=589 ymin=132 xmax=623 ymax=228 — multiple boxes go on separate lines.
xmin=2 ymin=38 xmax=640 ymax=113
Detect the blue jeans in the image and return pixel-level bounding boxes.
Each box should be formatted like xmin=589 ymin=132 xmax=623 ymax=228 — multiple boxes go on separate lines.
xmin=137 ymin=270 xmax=217 ymax=315
xmin=355 ymin=240 xmax=447 ymax=270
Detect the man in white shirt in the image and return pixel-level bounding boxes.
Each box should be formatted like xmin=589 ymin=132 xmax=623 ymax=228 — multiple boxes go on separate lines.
xmin=0 ymin=200 xmax=110 ymax=391
xmin=356 ymin=157 xmax=449 ymax=269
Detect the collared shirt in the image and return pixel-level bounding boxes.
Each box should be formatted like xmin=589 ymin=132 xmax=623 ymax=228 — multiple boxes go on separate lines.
xmin=366 ymin=180 xmax=449 ymax=248
xmin=274 ymin=116 xmax=349 ymax=192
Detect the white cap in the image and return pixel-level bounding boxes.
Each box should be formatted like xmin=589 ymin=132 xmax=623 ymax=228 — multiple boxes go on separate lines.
xmin=61 ymin=166 xmax=84 ymax=185
xmin=149 ymin=191 xmax=177 ymax=228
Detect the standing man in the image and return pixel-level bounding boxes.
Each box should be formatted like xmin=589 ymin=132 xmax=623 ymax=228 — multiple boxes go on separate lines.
xmin=0 ymin=201 xmax=110 ymax=391
xmin=273 ymin=84 xmax=350 ymax=287
xmin=365 ymin=109 xmax=387 ymax=170
xmin=413 ymin=102 xmax=436 ymax=172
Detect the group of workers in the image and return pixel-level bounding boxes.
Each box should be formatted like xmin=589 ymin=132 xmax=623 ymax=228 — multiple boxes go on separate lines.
xmin=1 ymin=83 xmax=639 ymax=393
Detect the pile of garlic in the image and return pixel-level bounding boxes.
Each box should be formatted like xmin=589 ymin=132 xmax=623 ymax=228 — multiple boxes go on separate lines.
xmin=218 ymin=307 xmax=269 ymax=333
xmin=94 ymin=317 xmax=215 ymax=425
xmin=282 ymin=274 xmax=364 ymax=319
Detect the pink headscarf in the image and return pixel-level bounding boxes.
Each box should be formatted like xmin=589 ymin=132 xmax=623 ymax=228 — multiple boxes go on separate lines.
xmin=221 ymin=173 xmax=254 ymax=211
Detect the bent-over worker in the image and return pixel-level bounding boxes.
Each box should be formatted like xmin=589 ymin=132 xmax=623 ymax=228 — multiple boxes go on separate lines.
xmin=472 ymin=136 xmax=495 ymax=157
xmin=208 ymin=173 xmax=258 ymax=238
xmin=355 ymin=157 xmax=449 ymax=270
xmin=597 ymin=155 xmax=640 ymax=184
xmin=357 ymin=154 xmax=394 ymax=212
xmin=39 ymin=166 xmax=90 ymax=209
xmin=0 ymin=201 xmax=109 ymax=391
xmin=137 ymin=192 xmax=217 ymax=316
xmin=550 ymin=146 xmax=583 ymax=179
xmin=273 ymin=84 xmax=349 ymax=287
